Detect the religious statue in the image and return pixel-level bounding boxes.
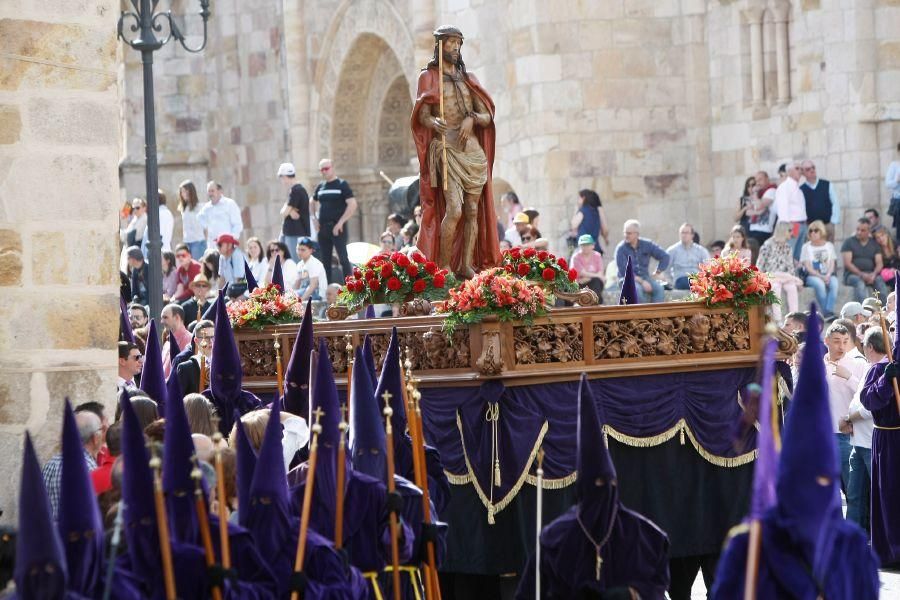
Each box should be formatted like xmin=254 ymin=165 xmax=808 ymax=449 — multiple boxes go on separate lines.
xmin=411 ymin=25 xmax=501 ymax=279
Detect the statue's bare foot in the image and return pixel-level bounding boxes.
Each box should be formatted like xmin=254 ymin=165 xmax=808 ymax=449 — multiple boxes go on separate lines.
xmin=461 ymin=264 xmax=476 ymax=280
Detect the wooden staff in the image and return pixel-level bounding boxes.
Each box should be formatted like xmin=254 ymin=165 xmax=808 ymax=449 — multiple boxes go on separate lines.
xmin=335 ymin=404 xmax=348 ymax=550
xmin=198 ymin=339 xmax=208 ymax=391
xmin=192 ymin=459 xmax=223 ymax=600
xmin=437 ymin=38 xmax=448 ymax=192
xmin=876 ymin=302 xmax=900 ymax=414
xmin=344 ymin=334 xmax=353 ymax=420
xmin=149 ymin=451 xmax=177 ymax=600
xmin=382 ymin=392 xmax=403 ymax=600
xmin=274 ymin=333 xmax=284 ymax=395
xmin=743 ymin=520 xmax=763 ymax=600
xmin=535 ymin=449 xmax=544 ymax=600
xmin=291 ymin=408 xmax=324 ymax=600
xmin=401 ymin=350 xmax=441 ymax=600
xmin=213 ymin=432 xmax=231 ymax=572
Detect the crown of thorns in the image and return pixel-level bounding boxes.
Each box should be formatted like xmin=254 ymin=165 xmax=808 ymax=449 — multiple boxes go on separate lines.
xmin=433 ymin=25 xmax=463 ymax=40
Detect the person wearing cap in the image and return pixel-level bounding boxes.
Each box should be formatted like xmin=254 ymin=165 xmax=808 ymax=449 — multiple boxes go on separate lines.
xmin=570 ymin=234 xmax=606 ymax=300
xmin=125 ymin=245 xmax=149 ymax=305
xmin=199 ymin=181 xmax=243 ymax=249
xmin=517 ymin=375 xmax=670 ymax=599
xmin=505 ymin=212 xmax=530 ymax=246
xmin=179 ymin=272 xmax=212 ymax=326
xmin=294 ymin=237 xmax=328 ymax=301
xmin=840 ymin=300 xmax=872 ymax=325
xmin=713 ymin=307 xmax=879 ymax=598
xmin=215 ymin=232 xmax=246 ymax=290
xmin=172 ymin=242 xmax=202 ymax=302
xmin=666 ymin=223 xmax=710 ymax=291
xmin=277 ymin=162 xmax=310 ymax=262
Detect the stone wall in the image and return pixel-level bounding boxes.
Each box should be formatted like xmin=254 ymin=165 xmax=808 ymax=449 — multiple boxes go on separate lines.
xmin=0 ymin=0 xmax=121 ymax=523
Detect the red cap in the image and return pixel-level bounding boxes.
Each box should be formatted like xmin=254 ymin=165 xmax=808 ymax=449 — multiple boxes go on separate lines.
xmin=215 ymin=233 xmax=240 ymax=246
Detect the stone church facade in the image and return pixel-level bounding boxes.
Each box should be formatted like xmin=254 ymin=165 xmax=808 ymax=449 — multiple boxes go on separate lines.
xmin=120 ymin=0 xmax=900 ymax=252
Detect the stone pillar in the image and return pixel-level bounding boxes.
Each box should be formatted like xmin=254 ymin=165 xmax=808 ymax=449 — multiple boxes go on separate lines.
xmin=771 ymin=2 xmax=791 ymax=105
xmin=743 ymin=8 xmax=766 ymax=107
xmin=0 ymin=1 xmax=120 ymax=523
xmin=412 ymin=0 xmax=437 ymax=75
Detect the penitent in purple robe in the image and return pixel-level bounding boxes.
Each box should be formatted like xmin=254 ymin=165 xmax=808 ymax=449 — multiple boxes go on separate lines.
xmin=516 ymin=374 xmax=670 ymax=600
xmin=713 ymin=305 xmax=879 ymax=599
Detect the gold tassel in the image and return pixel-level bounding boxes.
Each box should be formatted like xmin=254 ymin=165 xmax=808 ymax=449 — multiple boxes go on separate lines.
xmin=487 ymin=506 xmax=495 ymax=525
xmin=494 ymin=459 xmax=502 ymax=487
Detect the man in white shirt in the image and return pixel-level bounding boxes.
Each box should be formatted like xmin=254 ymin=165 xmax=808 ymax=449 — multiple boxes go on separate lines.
xmin=773 ymin=162 xmax=807 ymax=260
xmin=823 ymin=321 xmax=870 ymax=496
xmin=199 ymin=181 xmax=243 ymax=248
xmin=843 ymin=327 xmax=882 ymax=530
xmin=141 ymin=188 xmax=175 ymax=254
xmin=117 ymin=341 xmax=143 ymax=393
xmin=294 ymin=237 xmax=328 ymax=301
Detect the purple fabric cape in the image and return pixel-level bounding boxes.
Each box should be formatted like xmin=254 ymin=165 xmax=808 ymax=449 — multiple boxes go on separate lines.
xmin=417 ymin=369 xmax=756 ymax=515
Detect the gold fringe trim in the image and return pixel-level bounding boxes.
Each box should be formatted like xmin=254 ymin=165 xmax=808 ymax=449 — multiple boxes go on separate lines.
xmin=604 ymin=418 xmax=757 ymax=468
xmin=455 ymin=411 xmax=549 ymax=524
xmin=444 ymin=471 xmax=471 ymax=485
xmin=525 ymin=471 xmax=577 ymax=489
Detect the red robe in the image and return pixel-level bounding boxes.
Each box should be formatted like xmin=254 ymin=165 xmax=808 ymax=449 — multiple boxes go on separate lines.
xmin=411 ymin=66 xmax=502 ymax=272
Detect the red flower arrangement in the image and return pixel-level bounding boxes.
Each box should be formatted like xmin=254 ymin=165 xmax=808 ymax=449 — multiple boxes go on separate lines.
xmin=337 ymin=249 xmax=456 ymax=311
xmin=689 ymin=253 xmax=778 ymax=315
xmin=439 ymin=268 xmax=550 ymax=334
xmin=227 ymin=283 xmax=303 ymax=330
xmin=501 ymin=246 xmax=579 ymax=295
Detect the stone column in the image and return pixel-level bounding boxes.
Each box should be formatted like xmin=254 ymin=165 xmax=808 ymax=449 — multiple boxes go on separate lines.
xmin=771 ymin=2 xmax=791 ymax=105
xmin=0 ymin=1 xmax=121 ymax=523
xmin=743 ymin=8 xmax=766 ymax=107
xmin=412 ymin=0 xmax=437 ymax=73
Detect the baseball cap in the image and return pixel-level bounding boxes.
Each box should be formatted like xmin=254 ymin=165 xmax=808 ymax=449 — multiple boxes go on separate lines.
xmin=513 ymin=212 xmax=530 ymax=224
xmin=215 ymin=233 xmax=240 ymax=246
xmin=862 ymin=297 xmax=882 ymax=313
xmin=578 ymin=234 xmax=595 ymax=246
xmin=276 ymin=162 xmax=296 ymax=177
xmin=840 ymin=301 xmax=872 ymax=319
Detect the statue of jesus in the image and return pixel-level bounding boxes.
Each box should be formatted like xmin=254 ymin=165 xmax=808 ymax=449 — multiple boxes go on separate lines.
xmin=411 ymin=25 xmax=501 ymax=279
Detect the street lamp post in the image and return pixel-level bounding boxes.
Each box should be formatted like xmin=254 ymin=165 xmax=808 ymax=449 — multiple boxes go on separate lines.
xmin=118 ymin=0 xmax=211 ymax=330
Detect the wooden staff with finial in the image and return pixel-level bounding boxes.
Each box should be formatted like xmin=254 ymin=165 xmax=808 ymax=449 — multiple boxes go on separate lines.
xmin=382 ymin=391 xmax=403 ymax=600
xmin=192 ymin=457 xmax=223 ymax=600
xmin=198 ymin=338 xmax=208 ymax=391
xmin=437 ymin=38 xmax=448 ymax=191
xmin=335 ymin=403 xmax=348 ymax=550
xmin=212 ymin=431 xmax=231 ymax=573
xmin=291 ymin=407 xmax=324 ymax=600
xmin=402 ymin=349 xmax=442 ymax=600
xmin=149 ymin=448 xmax=177 ymax=600
xmin=274 ymin=333 xmax=284 ymax=395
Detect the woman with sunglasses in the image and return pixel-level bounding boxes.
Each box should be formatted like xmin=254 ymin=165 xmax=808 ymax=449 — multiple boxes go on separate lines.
xmin=264 ymin=240 xmax=298 ymax=286
xmin=800 ymin=219 xmax=839 ymax=317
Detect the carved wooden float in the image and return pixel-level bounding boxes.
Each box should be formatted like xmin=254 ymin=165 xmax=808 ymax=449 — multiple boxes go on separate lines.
xmin=234 ymin=301 xmax=794 ymax=394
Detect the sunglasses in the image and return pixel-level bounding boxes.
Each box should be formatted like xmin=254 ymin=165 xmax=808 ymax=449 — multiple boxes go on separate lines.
xmin=521 ymin=236 xmax=534 ymax=242
xmin=129 ymin=354 xmax=143 ymax=361
xmin=176 ymin=253 xmax=190 ymax=259
xmin=320 ymin=166 xmax=332 ymax=172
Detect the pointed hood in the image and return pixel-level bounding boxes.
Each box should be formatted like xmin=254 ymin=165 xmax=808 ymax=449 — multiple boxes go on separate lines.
xmin=364 ymin=304 xmax=376 ymax=319
xmin=210 ymin=288 xmax=243 ymax=402
xmin=308 ymin=338 xmax=345 ymax=537
xmin=283 ymin=299 xmax=314 ymax=416
xmin=576 ymin=373 xmax=618 ymax=528
xmin=162 ymin=383 xmax=198 ymax=543
xmin=120 ymin=394 xmax=160 ymax=581
xmin=361 ymin=335 xmax=377 ymax=390
xmin=349 ymin=345 xmax=385 ymax=480
xmin=749 ymin=338 xmax=779 ymax=520
xmin=618 ymin=255 xmax=638 ymax=305
xmin=249 ymin=401 xmax=288 ymax=508
xmin=244 ymin=258 xmax=259 ymax=293
xmin=271 ymin=254 xmax=284 ymax=290
xmin=59 ymin=400 xmax=103 ymax=596
xmin=120 ymin=297 xmax=135 ymax=344
xmin=166 ymin=332 xmax=184 ymax=407
xmin=15 ymin=433 xmax=68 ymax=599
xmin=141 ymin=319 xmax=168 ymax=412
xmin=373 ymin=327 xmax=414 ymax=481
xmin=234 ymin=412 xmax=257 ymax=528
xmin=201 ymin=294 xmax=218 ymax=323
xmin=776 ymin=304 xmax=839 ymax=552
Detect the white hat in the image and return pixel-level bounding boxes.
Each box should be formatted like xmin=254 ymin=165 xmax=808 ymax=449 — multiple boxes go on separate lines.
xmin=277 ymin=162 xmax=296 ymax=177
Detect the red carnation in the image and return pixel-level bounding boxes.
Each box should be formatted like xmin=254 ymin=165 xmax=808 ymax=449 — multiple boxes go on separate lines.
xmin=412 ymin=279 xmax=427 ymax=293
xmin=390 ymin=252 xmax=403 ymax=262
xmin=353 ymin=268 xmax=362 ymax=279
xmin=368 ymin=278 xmax=380 ymax=290
xmin=568 ymin=268 xmax=577 ymax=282
xmin=517 ymin=263 xmax=530 ymax=276
xmin=411 ymin=251 xmax=426 ymax=263
xmin=424 ymin=261 xmax=438 ymax=275
xmin=387 ymin=277 xmax=402 ymax=291
xmin=345 ymin=276 xmax=353 ymax=285
xmin=406 ymin=264 xmax=419 ymax=277
xmin=505 ymin=264 xmax=514 ymax=273
xmin=510 ymin=248 xmax=521 ymax=259
xmin=381 ymin=262 xmax=394 ymax=277
xmin=433 ymin=273 xmax=446 ymax=288
xmin=557 ymin=257 xmax=568 ymax=270
xmin=537 ymin=250 xmax=549 ymax=261
xmin=396 ymin=254 xmax=411 ymax=267
xmin=523 ymin=247 xmax=536 ymax=258
xmin=541 ymin=267 xmax=556 ymax=281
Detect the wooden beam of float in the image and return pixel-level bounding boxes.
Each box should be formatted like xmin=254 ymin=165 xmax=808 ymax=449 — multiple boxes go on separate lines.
xmin=235 ymin=302 xmax=795 ymax=393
